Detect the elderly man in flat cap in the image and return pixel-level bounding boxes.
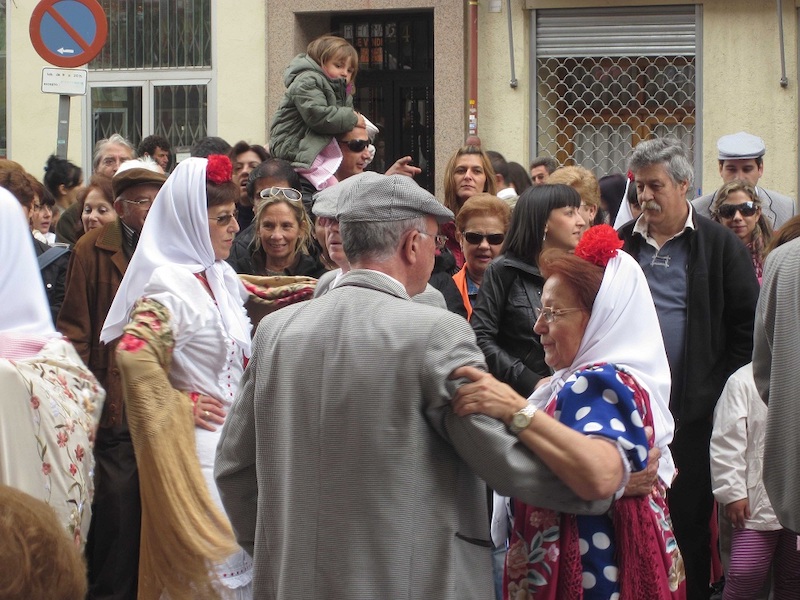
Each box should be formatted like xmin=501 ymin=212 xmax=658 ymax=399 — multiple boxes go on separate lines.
xmin=58 ymin=158 xmax=166 ymax=600
xmin=215 ymin=172 xmax=613 ymax=600
xmin=692 ymin=131 xmax=796 ymax=229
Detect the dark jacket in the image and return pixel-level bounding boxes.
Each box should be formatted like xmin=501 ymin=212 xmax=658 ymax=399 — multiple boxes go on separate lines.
xmin=268 ymin=54 xmax=358 ymax=169
xmin=619 ymin=214 xmax=759 ymax=426
xmin=57 ymin=220 xmax=130 ymax=428
xmin=33 ymin=237 xmax=69 ymax=325
xmin=471 ymin=254 xmax=549 ymax=396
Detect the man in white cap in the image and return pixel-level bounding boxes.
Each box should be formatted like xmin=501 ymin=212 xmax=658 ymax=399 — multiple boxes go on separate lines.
xmin=216 ymin=172 xmax=612 ymax=600
xmin=692 ymin=131 xmax=796 ymax=229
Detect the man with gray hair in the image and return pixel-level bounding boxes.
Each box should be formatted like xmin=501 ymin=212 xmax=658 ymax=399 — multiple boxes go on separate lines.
xmin=618 ymin=137 xmax=759 ymax=600
xmin=216 ymin=172 xmax=611 ymax=600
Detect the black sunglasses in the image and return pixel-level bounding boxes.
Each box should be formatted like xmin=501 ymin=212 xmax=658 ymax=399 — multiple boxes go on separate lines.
xmin=338 ymin=139 xmax=370 ymax=153
xmin=463 ymin=232 xmax=505 ymax=245
xmin=717 ymin=202 xmax=758 ymax=219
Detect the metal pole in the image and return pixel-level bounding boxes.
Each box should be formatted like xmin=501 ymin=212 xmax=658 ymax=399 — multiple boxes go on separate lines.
xmin=506 ymin=0 xmax=518 ymax=88
xmin=56 ymin=94 xmax=70 ymax=158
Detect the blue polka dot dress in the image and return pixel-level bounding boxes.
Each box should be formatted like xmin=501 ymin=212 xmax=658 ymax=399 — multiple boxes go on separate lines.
xmin=504 ymin=363 xmax=652 ymax=600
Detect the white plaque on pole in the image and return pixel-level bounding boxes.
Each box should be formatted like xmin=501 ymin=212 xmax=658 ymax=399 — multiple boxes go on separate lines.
xmin=41 ymin=68 xmax=88 ymax=96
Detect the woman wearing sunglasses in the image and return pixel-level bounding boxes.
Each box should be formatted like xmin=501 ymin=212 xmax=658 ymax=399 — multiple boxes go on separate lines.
xmin=101 ymin=156 xmax=254 ymax=599
xmin=452 ymin=194 xmax=510 ymax=320
xmin=249 ymin=186 xmax=327 ymax=279
xmin=711 ymin=180 xmax=773 ymax=282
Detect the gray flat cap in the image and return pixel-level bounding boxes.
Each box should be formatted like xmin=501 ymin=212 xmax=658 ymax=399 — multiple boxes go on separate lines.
xmin=718 ymin=132 xmax=766 ymax=160
xmin=336 ymin=172 xmax=453 ymax=224
xmin=312 ymin=175 xmax=362 ymax=219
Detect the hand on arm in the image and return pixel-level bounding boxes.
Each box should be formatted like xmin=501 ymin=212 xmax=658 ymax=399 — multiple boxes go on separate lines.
xmin=623 ymin=431 xmax=660 ymax=496
xmin=450 ymin=366 xmax=624 ymax=501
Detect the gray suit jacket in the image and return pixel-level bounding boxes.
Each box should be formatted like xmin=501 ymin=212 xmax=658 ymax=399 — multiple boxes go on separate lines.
xmin=216 ymin=270 xmax=610 ymax=600
xmin=692 ymin=186 xmax=796 ymax=230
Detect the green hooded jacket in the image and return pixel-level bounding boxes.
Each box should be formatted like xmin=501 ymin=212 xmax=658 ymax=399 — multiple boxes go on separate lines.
xmin=268 ymin=54 xmax=358 ymax=169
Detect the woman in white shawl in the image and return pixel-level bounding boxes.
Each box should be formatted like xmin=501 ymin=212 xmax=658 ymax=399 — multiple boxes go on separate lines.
xmin=0 ymin=187 xmax=104 ymax=548
xmin=100 ymin=156 xmax=252 ymax=599
xmin=451 ymin=225 xmax=684 ymax=599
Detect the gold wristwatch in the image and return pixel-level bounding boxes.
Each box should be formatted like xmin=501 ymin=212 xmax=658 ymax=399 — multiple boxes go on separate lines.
xmin=509 ymin=404 xmax=538 ymax=435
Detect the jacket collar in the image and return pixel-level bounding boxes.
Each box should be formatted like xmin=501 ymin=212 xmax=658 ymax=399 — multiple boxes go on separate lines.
xmin=336 ymin=269 xmax=412 ymax=301
xmin=499 ymin=254 xmax=543 ymax=278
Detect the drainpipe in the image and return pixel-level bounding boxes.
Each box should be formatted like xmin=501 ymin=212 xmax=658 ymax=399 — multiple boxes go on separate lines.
xmin=777 ymin=0 xmax=789 ymax=87
xmin=467 ymin=0 xmax=479 ymax=137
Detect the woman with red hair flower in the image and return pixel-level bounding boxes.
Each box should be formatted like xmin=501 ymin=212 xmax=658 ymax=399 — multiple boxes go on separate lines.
xmin=101 ymin=156 xmax=254 ymax=599
xmin=453 ymin=225 xmax=685 ymax=600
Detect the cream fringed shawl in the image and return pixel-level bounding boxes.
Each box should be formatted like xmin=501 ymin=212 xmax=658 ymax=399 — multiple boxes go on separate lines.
xmin=115 ymin=299 xmax=237 ymax=600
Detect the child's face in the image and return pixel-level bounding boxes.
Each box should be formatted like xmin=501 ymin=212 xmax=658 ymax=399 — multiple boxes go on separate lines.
xmin=322 ymin=55 xmax=354 ymax=84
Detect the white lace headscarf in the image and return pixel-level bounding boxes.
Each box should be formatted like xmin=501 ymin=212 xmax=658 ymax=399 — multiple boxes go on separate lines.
xmin=529 ymin=247 xmax=676 ymax=484
xmin=101 ymin=157 xmax=251 ymax=356
xmin=0 ymin=187 xmax=58 ymax=337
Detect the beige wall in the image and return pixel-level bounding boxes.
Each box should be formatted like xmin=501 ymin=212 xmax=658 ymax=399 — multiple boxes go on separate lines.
xmin=479 ymin=0 xmax=799 ymax=200
xmin=266 ymin=0 xmax=466 ymax=198
xmin=474 ymin=0 xmax=531 ymax=167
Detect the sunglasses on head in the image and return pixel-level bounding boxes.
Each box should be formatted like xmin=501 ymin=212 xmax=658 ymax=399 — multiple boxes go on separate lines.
xmin=463 ymin=232 xmax=505 ymax=245
xmin=338 ymin=139 xmax=370 ymax=153
xmin=259 ymin=186 xmax=303 ymax=202
xmin=717 ymin=201 xmax=758 ymax=219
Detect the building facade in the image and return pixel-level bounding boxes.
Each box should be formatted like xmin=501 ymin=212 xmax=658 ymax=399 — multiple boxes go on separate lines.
xmin=3 ymin=0 xmax=799 ymax=200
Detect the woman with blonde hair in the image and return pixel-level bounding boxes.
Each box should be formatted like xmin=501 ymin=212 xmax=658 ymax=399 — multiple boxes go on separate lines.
xmin=548 ymin=165 xmax=603 ymax=231
xmin=250 ymin=189 xmax=327 ymax=278
xmin=711 ymin=180 xmax=773 ymax=281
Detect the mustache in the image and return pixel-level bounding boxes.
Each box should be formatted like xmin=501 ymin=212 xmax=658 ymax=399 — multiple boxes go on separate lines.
xmin=641 ymin=201 xmax=662 ymax=212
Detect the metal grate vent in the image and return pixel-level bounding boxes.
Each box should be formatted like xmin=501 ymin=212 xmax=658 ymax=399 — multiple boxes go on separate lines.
xmin=535 ymin=7 xmax=697 ymax=177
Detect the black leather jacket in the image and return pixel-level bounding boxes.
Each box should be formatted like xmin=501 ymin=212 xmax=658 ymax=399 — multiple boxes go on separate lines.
xmin=471 ymin=254 xmax=550 ymax=396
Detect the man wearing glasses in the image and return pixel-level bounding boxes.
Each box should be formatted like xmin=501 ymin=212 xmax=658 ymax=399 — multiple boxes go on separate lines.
xmin=58 ymin=159 xmax=166 ymax=600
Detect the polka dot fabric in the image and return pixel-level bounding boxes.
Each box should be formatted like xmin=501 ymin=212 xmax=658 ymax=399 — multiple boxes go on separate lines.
xmin=557 ymin=364 xmax=649 ymax=473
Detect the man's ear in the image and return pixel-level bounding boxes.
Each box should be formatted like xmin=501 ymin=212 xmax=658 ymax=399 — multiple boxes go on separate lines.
xmin=113 ymin=198 xmax=126 ymax=218
xmin=401 ymin=229 xmax=420 ymax=265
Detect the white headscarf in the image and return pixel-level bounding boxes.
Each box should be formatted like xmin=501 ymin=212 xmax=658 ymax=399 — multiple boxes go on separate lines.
xmin=529 ymin=249 xmax=676 ymax=483
xmin=0 ymin=188 xmax=58 ymax=337
xmin=100 ymin=157 xmax=251 ymax=356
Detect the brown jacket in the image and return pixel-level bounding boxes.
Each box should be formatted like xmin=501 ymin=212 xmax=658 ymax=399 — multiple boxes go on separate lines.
xmin=57 ymin=220 xmax=130 ymax=427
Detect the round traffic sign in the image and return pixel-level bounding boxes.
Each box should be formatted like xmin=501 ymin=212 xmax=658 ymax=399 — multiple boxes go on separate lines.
xmin=30 ymin=0 xmax=108 ymax=68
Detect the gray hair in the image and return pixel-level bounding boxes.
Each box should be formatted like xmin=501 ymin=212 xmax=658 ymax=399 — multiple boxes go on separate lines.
xmin=341 ymin=217 xmax=428 ymax=264
xmin=628 ymin=137 xmax=693 ymax=188
xmin=93 ymin=134 xmax=136 ymax=171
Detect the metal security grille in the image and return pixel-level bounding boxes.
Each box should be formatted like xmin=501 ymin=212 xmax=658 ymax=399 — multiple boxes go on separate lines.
xmin=154 ymin=84 xmax=208 ymax=149
xmin=90 ymin=0 xmax=211 ymax=70
xmin=533 ymin=6 xmax=698 ymax=177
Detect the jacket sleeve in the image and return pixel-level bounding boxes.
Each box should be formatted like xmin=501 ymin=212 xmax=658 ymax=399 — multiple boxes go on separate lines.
xmin=423 ymin=313 xmax=612 ymax=516
xmin=471 ymin=262 xmax=542 ymax=396
xmin=720 ymin=232 xmax=760 ymax=375
xmin=710 ymin=372 xmax=749 ymax=506
xmin=215 ymin=334 xmax=260 ymax=557
xmin=57 ymin=250 xmax=93 ymax=365
xmin=291 ymin=75 xmax=359 ymax=135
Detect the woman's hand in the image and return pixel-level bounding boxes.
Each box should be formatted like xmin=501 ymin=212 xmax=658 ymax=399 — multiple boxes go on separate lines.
xmin=623 ymin=438 xmax=660 ymax=496
xmin=192 ymin=394 xmax=226 ymax=431
xmin=726 ymin=498 xmax=751 ymax=528
xmin=450 ymin=365 xmax=528 ymax=425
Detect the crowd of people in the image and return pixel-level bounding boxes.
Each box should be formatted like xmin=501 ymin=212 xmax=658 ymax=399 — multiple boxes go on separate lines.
xmin=2 ymin=32 xmax=800 ymax=600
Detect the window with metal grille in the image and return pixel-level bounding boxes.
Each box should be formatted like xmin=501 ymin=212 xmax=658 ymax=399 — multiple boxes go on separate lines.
xmin=85 ymin=1 xmax=212 ymax=167
xmin=532 ymin=6 xmax=699 ymax=179
xmin=90 ymin=0 xmax=211 ymax=70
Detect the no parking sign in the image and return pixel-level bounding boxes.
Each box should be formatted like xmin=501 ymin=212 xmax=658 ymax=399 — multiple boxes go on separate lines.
xmin=29 ymin=0 xmax=108 ymax=68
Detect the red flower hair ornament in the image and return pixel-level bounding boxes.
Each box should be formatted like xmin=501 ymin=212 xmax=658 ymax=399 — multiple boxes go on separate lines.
xmin=206 ymin=154 xmax=232 ymax=185
xmin=575 ymin=224 xmax=623 ymax=268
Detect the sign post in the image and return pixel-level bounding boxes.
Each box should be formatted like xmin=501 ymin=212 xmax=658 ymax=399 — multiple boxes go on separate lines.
xmin=30 ymin=0 xmax=108 ymax=158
